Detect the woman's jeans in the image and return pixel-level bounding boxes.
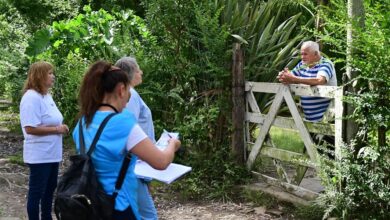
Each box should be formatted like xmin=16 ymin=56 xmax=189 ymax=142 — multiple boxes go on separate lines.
xmin=137 ymin=178 xmax=158 ymax=220
xmin=27 ymin=163 xmax=59 ymax=220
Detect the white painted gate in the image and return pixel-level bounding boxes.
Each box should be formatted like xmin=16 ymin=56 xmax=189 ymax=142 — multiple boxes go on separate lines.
xmin=244 ymin=82 xmax=343 ymax=198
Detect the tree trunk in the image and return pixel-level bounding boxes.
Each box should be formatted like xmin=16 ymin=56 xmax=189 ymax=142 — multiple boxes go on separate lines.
xmin=316 ymin=0 xmax=329 ymax=49
xmin=232 ymin=43 xmax=245 ymax=164
xmin=378 ymin=126 xmax=387 ymax=147
xmin=343 ymin=0 xmax=365 ymax=144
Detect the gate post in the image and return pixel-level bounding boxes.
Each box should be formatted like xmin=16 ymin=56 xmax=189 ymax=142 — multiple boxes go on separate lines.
xmin=232 ymin=43 xmax=245 ymax=164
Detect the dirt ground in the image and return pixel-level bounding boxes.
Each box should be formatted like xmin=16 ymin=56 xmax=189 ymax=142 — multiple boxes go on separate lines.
xmin=0 ymin=120 xmax=279 ymax=220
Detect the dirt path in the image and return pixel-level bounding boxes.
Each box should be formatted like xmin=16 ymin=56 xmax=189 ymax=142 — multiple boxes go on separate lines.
xmin=0 ymin=112 xmax=276 ymax=220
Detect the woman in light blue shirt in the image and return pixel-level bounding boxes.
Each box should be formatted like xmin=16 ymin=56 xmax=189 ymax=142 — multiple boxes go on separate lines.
xmin=115 ymin=57 xmax=158 ymax=220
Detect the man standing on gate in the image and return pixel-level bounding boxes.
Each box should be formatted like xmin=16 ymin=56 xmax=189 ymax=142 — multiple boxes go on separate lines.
xmin=277 ymin=40 xmax=337 ymax=122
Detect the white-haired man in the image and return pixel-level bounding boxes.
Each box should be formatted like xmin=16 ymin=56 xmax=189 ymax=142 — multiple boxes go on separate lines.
xmin=277 ymin=41 xmax=337 ymax=122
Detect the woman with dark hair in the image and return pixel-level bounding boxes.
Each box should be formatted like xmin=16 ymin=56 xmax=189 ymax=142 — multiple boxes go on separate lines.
xmin=72 ymin=60 xmax=180 ymax=220
xmin=20 ymin=61 xmax=69 ymax=220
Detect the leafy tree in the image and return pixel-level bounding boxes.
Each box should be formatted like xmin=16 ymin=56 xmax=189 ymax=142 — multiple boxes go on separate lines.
xmin=80 ymin=0 xmax=144 ymax=16
xmin=0 ymin=1 xmax=29 ymax=99
xmin=26 ymin=6 xmax=155 ymax=127
xmin=7 ymin=0 xmax=79 ymax=31
xmin=0 ymin=0 xmax=80 ymax=102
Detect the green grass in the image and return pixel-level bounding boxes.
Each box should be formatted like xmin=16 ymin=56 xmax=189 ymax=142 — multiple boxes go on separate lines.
xmin=242 ymin=188 xmax=279 ymax=208
xmin=269 ymin=127 xmax=305 ymax=153
xmin=8 ymin=153 xmax=24 ymax=165
xmin=254 ymin=126 xmax=305 ymax=153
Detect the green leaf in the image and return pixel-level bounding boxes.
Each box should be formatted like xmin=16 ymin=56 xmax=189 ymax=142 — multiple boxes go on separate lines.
xmin=26 ymin=28 xmax=51 ymax=57
xmin=231 ymin=34 xmax=248 ymax=44
xmin=53 ymin=39 xmax=64 ymax=48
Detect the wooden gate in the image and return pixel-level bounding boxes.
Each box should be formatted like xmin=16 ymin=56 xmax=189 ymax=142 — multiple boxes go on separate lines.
xmin=244 ymin=82 xmax=343 ymax=201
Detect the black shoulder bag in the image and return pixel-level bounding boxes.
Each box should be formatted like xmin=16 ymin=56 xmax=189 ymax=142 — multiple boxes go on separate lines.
xmin=55 ymin=113 xmax=136 ymax=220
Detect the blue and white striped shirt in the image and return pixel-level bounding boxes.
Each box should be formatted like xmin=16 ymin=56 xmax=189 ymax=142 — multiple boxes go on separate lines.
xmin=292 ymin=57 xmax=337 ymax=122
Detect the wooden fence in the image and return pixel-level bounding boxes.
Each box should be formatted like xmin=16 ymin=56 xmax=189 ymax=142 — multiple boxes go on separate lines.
xmin=231 ymin=43 xmax=344 ymax=201
xmin=244 ymin=82 xmax=343 ymax=200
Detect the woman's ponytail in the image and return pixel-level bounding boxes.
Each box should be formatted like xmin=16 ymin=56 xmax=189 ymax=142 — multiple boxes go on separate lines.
xmin=78 ymin=61 xmax=130 ymax=126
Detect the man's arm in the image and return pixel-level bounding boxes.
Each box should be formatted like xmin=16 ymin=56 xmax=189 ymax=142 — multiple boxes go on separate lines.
xmin=277 ymin=71 xmax=326 ymax=86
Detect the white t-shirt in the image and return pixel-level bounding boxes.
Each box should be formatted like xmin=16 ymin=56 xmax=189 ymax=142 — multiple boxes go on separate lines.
xmin=20 ymin=89 xmax=63 ymax=163
xmin=126 ymin=124 xmax=148 ymax=151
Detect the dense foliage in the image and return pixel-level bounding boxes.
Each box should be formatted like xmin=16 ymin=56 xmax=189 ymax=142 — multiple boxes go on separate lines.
xmin=141 ymin=0 xmax=245 ymax=198
xmin=317 ymin=1 xmax=390 ymax=218
xmin=0 ymin=0 xmax=79 ymax=104
xmin=141 ymin=0 xmax=313 ymax=198
xmin=26 ymin=5 xmax=154 ymax=127
xmin=0 ymin=1 xmax=29 ymax=99
xmin=2 ymin=0 xmax=388 ymax=213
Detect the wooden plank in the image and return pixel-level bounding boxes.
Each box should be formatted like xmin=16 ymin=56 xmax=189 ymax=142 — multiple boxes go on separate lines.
xmin=266 ymin=139 xmax=291 ymax=183
xmin=289 ymin=84 xmax=341 ymax=98
xmin=245 ymin=90 xmax=261 ymax=161
xmin=244 ymin=121 xmax=249 ymax=161
xmin=334 ymin=88 xmax=343 ymax=159
xmin=292 ymin=166 xmax=309 ymax=185
xmin=245 ymin=113 xmax=335 ymax=135
xmin=245 ymin=82 xmax=281 ymax=93
xmin=246 ymin=91 xmax=261 ymax=113
xmin=245 ymin=97 xmax=250 ymax=161
xmin=245 ymin=81 xmax=342 ymax=98
xmin=247 ymin=87 xmax=285 ymax=170
xmin=282 ymin=86 xmax=318 ymax=165
xmin=244 ymin=183 xmax=311 ymax=206
xmin=260 ymin=146 xmax=314 ymax=168
xmin=252 ymin=171 xmax=319 ymax=201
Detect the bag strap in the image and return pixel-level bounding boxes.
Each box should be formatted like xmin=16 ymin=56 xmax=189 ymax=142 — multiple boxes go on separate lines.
xmin=79 ymin=117 xmax=86 ymax=154
xmin=78 ymin=113 xmax=117 ymax=156
xmin=113 ymin=151 xmax=132 ymax=198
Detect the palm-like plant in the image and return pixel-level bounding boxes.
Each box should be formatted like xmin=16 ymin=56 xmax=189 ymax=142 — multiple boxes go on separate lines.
xmin=216 ymin=0 xmax=314 ymax=109
xmin=218 ymin=0 xmax=314 ymax=78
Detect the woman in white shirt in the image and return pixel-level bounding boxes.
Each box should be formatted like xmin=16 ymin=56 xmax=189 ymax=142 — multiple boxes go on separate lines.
xmin=19 ymin=61 xmax=69 ymax=220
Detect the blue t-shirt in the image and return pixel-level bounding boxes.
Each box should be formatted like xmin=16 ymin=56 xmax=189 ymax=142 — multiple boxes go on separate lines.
xmin=127 ymin=88 xmax=156 ymax=143
xmin=72 ymin=110 xmax=140 ymax=219
xmin=291 ymin=57 xmax=337 ymax=122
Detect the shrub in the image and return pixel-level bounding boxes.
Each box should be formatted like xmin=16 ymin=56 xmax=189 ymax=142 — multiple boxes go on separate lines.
xmin=317 ymin=1 xmax=390 ymax=218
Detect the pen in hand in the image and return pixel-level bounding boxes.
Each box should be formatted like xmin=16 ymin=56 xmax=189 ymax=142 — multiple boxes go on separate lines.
xmin=166 ymin=132 xmax=184 ymax=154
